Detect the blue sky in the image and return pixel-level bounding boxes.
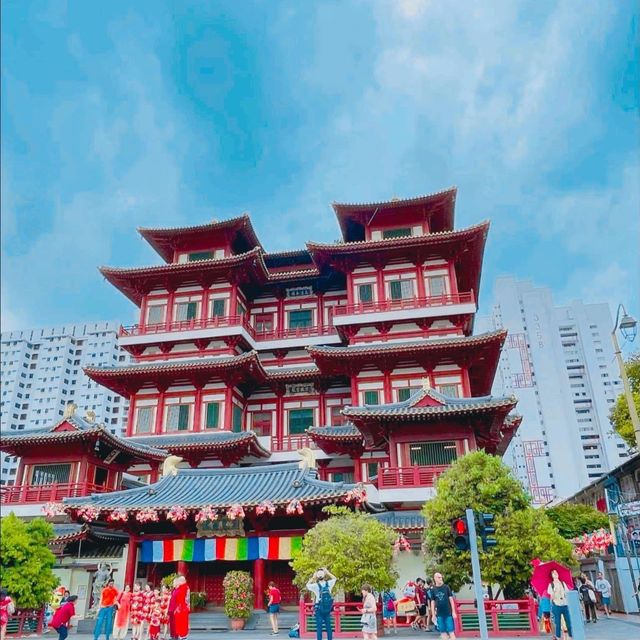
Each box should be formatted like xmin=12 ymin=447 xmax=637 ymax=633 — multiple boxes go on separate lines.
xmin=2 ymin=0 xmax=639 ymax=333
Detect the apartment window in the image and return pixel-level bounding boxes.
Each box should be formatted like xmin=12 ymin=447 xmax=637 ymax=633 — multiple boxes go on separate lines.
xmin=205 ymin=402 xmax=220 ymax=429
xmin=147 ymin=305 xmax=166 ymax=324
xmin=288 ymin=408 xmax=314 ymax=434
xmin=408 ymin=441 xmax=458 ymax=466
xmin=167 ymin=404 xmax=190 ymax=431
xmin=232 ymin=405 xmax=243 ymax=433
xmin=188 ymin=251 xmax=215 ymax=262
xmin=389 ymin=279 xmax=414 ymax=300
xmin=211 ymin=299 xmax=226 ymax=317
xmin=136 ymin=407 xmax=153 ymax=434
xmin=358 ymin=284 xmax=373 ymax=303
xmin=427 ymin=275 xmax=446 ymax=297
xmin=175 ymin=302 xmax=198 ymax=321
xmin=251 ymin=411 xmax=272 ymax=436
xmin=31 ymin=464 xmax=71 ymax=485
xmin=437 ymin=384 xmax=460 ymax=398
xmin=288 ymin=309 xmax=312 ymax=329
xmin=255 ymin=314 xmax=274 ymax=333
xmin=330 ymin=406 xmax=345 ymax=426
xmin=382 ymin=227 xmax=412 ymax=239
xmin=364 ymin=390 xmax=380 ymax=405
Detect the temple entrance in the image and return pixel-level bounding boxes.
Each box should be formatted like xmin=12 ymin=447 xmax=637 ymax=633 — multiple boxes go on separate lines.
xmin=197 ymin=560 xmax=252 ymax=606
xmin=266 ymin=560 xmax=298 ymax=605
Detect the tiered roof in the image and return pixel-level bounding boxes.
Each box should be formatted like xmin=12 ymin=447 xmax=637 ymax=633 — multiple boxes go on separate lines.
xmin=307 ymin=424 xmax=365 ymax=456
xmin=63 ymin=462 xmax=354 ymax=512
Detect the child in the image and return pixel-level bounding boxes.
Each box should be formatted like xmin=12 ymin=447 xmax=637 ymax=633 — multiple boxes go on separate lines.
xmin=148 ymin=606 xmax=161 ymax=640
xmin=159 ymin=585 xmax=171 ymax=640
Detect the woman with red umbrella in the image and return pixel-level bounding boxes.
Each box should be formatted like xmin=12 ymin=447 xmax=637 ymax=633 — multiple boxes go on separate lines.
xmin=547 ymin=569 xmax=573 ymax=639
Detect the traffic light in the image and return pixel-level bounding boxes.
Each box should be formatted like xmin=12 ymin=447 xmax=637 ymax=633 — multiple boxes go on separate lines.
xmin=477 ymin=513 xmax=497 ymax=551
xmin=452 ymin=517 xmax=470 ymax=551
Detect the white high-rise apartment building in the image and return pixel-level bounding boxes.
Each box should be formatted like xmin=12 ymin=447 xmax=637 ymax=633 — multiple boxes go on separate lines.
xmin=479 ymin=278 xmax=630 ymax=503
xmin=0 ymin=321 xmax=130 ymax=485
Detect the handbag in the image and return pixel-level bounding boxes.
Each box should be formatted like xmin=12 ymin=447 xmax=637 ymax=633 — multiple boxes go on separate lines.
xmin=588 ymin=588 xmax=597 ymax=604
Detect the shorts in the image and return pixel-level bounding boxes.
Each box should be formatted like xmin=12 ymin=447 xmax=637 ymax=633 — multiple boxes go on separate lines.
xmin=382 ymin=608 xmax=396 ymax=619
xmin=602 ymin=596 xmax=611 ymax=606
xmin=268 ymin=604 xmax=280 ymax=614
xmin=436 ymin=616 xmax=455 ymax=633
xmin=418 ymin=604 xmax=427 ymax=616
xmin=361 ymin=613 xmax=377 ymax=633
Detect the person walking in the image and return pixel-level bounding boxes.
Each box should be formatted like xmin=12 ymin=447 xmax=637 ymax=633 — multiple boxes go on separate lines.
xmin=547 ymin=570 xmax=572 ymax=639
xmin=113 ymin=585 xmax=132 ymax=640
xmin=0 ymin=589 xmax=15 ymax=640
xmin=577 ymin=577 xmax=597 ymax=624
xmin=267 ymin=581 xmax=281 ymax=636
xmin=306 ymin=568 xmax=337 ymax=640
xmin=413 ymin=578 xmax=427 ymax=630
xmin=359 ymin=584 xmax=377 ymax=640
xmin=594 ymin=572 xmax=612 ymax=617
xmin=381 ymin=589 xmax=397 ymax=635
xmin=94 ymin=579 xmax=120 ymax=640
xmin=50 ymin=596 xmax=78 ymax=640
xmin=430 ymin=573 xmax=457 ymax=640
xmin=172 ymin=576 xmax=190 ymax=640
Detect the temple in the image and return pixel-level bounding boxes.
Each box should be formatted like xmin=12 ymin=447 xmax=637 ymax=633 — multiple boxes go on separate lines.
xmin=0 ymin=187 xmax=520 ymax=610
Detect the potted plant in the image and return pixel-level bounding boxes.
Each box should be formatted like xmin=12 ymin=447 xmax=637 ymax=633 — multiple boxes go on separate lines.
xmin=223 ymin=570 xmax=253 ymax=631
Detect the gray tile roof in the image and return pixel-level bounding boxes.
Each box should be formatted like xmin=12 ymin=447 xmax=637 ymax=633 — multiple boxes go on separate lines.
xmin=307 ymin=425 xmax=361 ymax=439
xmin=64 ymin=462 xmax=354 ymax=511
xmin=128 ymin=431 xmax=269 ymax=457
xmin=372 ymin=510 xmax=425 ymax=531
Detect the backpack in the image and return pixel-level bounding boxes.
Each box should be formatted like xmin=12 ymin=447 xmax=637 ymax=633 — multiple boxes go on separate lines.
xmin=385 ymin=597 xmax=395 ymax=612
xmin=317 ymin=581 xmax=334 ymax=615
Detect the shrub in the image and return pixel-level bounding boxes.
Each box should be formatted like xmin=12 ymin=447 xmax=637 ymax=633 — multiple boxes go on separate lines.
xmin=223 ymin=571 xmax=253 ymax=619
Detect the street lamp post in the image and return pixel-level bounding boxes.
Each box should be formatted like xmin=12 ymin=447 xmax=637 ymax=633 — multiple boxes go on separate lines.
xmin=611 ymin=304 xmax=639 ymax=449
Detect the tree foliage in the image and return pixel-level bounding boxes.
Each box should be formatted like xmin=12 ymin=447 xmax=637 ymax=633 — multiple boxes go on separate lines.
xmin=0 ymin=514 xmax=58 ymax=607
xmin=545 ymin=503 xmax=611 ymax=540
xmin=422 ymin=451 xmax=576 ymax=598
xmin=290 ymin=506 xmax=398 ymax=594
xmin=609 ymin=353 xmax=640 ymax=448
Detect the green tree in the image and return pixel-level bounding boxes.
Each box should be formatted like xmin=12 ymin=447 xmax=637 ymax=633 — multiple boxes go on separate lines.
xmin=422 ymin=451 xmax=576 ymax=598
xmin=290 ymin=506 xmax=398 ymax=594
xmin=545 ymin=503 xmax=611 ymax=539
xmin=0 ymin=514 xmax=59 ymax=607
xmin=609 ymin=353 xmax=640 ymax=448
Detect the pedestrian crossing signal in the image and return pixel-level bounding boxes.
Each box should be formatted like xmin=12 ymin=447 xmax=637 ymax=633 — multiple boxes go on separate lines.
xmin=452 ymin=517 xmax=470 ymax=551
xmin=478 ymin=513 xmax=497 ymax=551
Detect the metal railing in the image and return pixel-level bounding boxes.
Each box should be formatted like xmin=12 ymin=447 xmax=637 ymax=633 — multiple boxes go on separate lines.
xmin=1 ymin=482 xmax=111 ymax=505
xmin=377 ymin=465 xmax=450 ymax=489
xmin=333 ymin=291 xmax=475 ymax=316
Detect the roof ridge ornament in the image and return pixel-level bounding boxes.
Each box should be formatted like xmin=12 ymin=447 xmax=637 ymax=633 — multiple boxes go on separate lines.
xmin=85 ymin=410 xmax=96 ymax=423
xmin=421 ymin=377 xmax=431 ymax=391
xmin=63 ymin=402 xmax=77 ymax=418
xmin=297 ymin=447 xmax=316 ymax=470
xmin=162 ymin=455 xmax=184 ymax=477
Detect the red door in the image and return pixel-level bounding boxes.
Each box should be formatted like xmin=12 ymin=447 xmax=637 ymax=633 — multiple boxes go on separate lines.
xmin=266 ymin=560 xmax=299 ymax=605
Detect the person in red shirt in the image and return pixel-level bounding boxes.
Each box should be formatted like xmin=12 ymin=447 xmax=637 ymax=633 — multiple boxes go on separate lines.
xmin=267 ymin=581 xmax=281 ymax=636
xmin=51 ymin=595 xmax=78 ymax=640
xmin=94 ymin=580 xmax=120 ymax=640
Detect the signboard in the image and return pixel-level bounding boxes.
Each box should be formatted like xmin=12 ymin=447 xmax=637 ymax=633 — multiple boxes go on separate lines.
xmin=197 ymin=517 xmax=245 ymax=538
xmin=286 ymin=286 xmax=313 ymax=298
xmin=619 ymin=501 xmax=640 ymax=517
xmin=286 ymin=383 xmax=315 ymax=396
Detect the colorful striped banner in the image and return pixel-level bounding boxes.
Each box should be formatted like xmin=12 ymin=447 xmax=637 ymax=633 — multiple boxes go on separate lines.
xmin=139 ymin=536 xmax=303 ymax=563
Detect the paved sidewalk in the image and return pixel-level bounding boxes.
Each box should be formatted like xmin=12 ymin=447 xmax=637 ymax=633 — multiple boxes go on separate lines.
xmin=38 ymin=612 xmax=638 ymax=639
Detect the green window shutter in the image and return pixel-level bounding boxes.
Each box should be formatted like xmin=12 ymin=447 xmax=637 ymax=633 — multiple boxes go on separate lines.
xmin=186 ymin=302 xmax=198 ymax=320
xmin=212 ymin=299 xmax=225 ymax=317
xmin=289 ymin=408 xmax=314 ymax=434
xmin=177 ymin=405 xmax=190 ymax=430
xmin=288 ymin=310 xmax=312 ymax=329
xmin=358 ymin=284 xmax=373 ymax=303
xmin=409 ymin=441 xmax=458 ymax=466
xmin=188 ymin=251 xmax=215 ymax=262
xmin=389 ymin=281 xmax=402 ymax=300
xmin=232 ymin=405 xmax=243 ymax=432
xmin=438 ymin=384 xmax=459 ymax=398
xmin=382 ymin=228 xmax=412 ymax=239
xmin=236 ymin=302 xmax=246 ymax=316
xmin=364 ymin=390 xmax=380 ymax=405
xmin=398 ymin=388 xmax=412 ymax=402
xmin=428 ymin=276 xmax=446 ymax=297
xmin=205 ymin=402 xmax=219 ymax=429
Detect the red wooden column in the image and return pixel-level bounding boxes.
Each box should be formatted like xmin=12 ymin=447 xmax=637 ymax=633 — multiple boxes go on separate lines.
xmin=193 ymin=386 xmax=203 ymax=432
xmin=124 ymin=535 xmax=139 ymax=587
xmin=229 ymin=284 xmax=238 ymax=318
xmin=126 ymin=397 xmax=136 ymax=437
xmin=382 ymin=370 xmax=392 ymax=403
xmin=345 ymin=269 xmax=354 ymax=306
xmin=353 ymin=458 xmax=362 ymax=483
xmin=200 ymin=288 xmax=210 ymax=322
xmin=318 ymin=388 xmax=326 ymax=426
xmin=373 ymin=258 xmax=387 ymax=303
xmin=253 ymin=558 xmax=265 ymax=609
xmin=140 ymin=296 xmax=149 ymax=329
xmin=275 ymin=390 xmax=285 ymax=445
xmin=223 ymin=385 xmax=234 ymax=430
xmin=316 ymin=293 xmax=324 ymax=331
xmin=350 ymin=376 xmax=359 ymax=406
xmin=155 ymin=390 xmax=166 ymax=434
xmin=275 ymin=290 xmax=285 ymax=335
xmin=447 ymin=261 xmax=459 ymax=295
xmin=165 ymin=290 xmax=176 ymax=330
xmin=415 ymin=263 xmax=426 ymax=299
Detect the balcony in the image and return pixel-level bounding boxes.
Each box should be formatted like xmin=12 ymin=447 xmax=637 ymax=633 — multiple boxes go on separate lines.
xmin=377 ymin=465 xmax=449 ymax=489
xmin=334 ymin=291 xmax=475 ymax=319
xmin=1 ymin=482 xmax=112 ymax=505
xmin=270 ymin=434 xmax=316 ymax=452
xmin=119 ymin=316 xmax=341 ymax=349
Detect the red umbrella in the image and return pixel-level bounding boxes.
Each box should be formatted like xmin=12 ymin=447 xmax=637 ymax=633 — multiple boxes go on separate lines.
xmin=530 ymin=559 xmax=575 ymax=597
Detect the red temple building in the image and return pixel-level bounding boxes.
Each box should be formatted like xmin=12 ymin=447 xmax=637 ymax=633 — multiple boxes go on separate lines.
xmin=0 ymin=187 xmax=520 ymax=610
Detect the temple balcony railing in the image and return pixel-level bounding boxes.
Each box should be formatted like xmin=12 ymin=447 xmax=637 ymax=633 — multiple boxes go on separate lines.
xmin=376 ymin=465 xmax=450 ymax=489
xmin=119 ymin=314 xmax=255 ymax=339
xmin=0 ymin=482 xmax=112 ymax=505
xmin=270 ymin=434 xmax=317 ymax=452
xmin=333 ymin=291 xmax=476 ymax=324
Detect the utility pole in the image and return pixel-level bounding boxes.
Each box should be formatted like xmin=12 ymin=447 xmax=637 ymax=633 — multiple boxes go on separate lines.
xmin=465 ymin=508 xmax=489 ymax=640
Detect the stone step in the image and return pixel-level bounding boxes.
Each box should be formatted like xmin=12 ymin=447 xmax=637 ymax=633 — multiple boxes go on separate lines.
xmin=189 ymin=609 xmax=299 ymax=631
